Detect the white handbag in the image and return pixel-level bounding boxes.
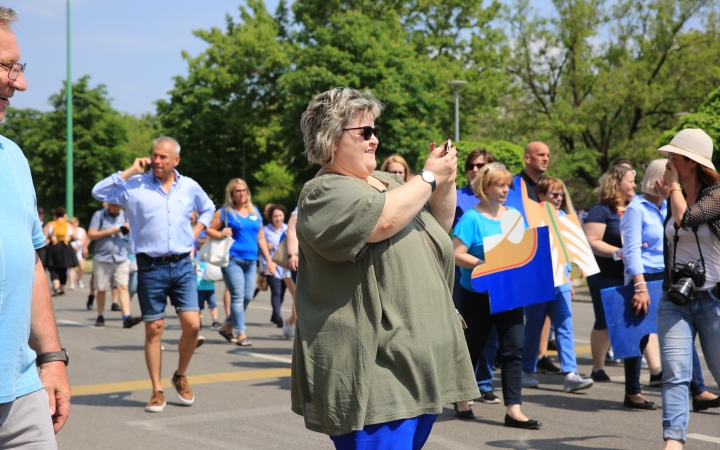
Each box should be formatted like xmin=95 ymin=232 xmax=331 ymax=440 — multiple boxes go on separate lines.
xmin=198 ymin=208 xmax=234 ymax=268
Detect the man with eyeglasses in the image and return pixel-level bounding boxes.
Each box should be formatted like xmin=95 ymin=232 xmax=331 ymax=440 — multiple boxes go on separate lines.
xmin=92 ymin=136 xmax=215 ymax=413
xmin=0 ymin=8 xmax=71 ymax=447
xmin=518 ymin=141 xmax=551 ymax=202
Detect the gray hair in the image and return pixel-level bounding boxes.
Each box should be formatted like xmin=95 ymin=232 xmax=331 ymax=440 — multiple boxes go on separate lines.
xmin=300 ymin=87 xmax=384 ymax=166
xmin=641 ymin=158 xmax=668 ymax=196
xmin=153 ymin=136 xmax=181 ymax=155
xmin=0 ymin=8 xmax=18 ymax=27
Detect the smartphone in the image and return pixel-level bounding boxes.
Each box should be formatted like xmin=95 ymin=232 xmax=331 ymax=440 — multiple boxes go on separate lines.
xmin=444 ymin=139 xmax=452 ymax=156
xmin=144 ymin=164 xmax=151 ymax=174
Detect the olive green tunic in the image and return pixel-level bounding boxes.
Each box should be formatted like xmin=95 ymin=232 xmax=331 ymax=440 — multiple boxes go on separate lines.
xmin=290 ymin=171 xmax=479 ymax=436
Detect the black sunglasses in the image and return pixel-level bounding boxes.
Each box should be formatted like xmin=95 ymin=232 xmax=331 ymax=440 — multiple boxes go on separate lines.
xmin=466 ymin=163 xmax=485 ymax=171
xmin=342 ymin=126 xmax=379 ymax=141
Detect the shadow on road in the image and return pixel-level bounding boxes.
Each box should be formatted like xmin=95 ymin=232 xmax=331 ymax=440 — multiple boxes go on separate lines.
xmin=93 ymin=345 xmax=145 ymax=352
xmin=484 ymin=435 xmax=617 ymax=449
xmin=71 ymin=391 xmax=146 ymax=408
xmin=523 ymin=394 xmax=626 ymax=412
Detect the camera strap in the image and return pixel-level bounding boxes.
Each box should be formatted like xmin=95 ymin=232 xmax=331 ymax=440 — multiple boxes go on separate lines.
xmin=672 ymin=223 xmax=705 ymax=270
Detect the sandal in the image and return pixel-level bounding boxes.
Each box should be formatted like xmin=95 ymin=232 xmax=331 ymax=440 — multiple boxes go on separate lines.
xmin=218 ymin=328 xmax=233 ymax=343
xmin=236 ymin=338 xmax=253 ymax=347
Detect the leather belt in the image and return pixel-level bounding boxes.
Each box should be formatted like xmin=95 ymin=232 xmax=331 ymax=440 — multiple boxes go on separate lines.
xmin=137 ymin=252 xmax=190 ymax=264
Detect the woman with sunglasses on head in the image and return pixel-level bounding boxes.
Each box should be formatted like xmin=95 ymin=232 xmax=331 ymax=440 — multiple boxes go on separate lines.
xmin=453 ymin=163 xmax=541 ymax=429
xmin=292 ymin=88 xmax=478 ymax=448
xmin=657 ymin=129 xmax=720 ymax=450
xmin=521 ymin=177 xmax=594 ymax=393
xmin=206 ymin=179 xmax=276 ymax=347
xmin=380 ymin=154 xmax=411 ymax=182
xmin=583 ymin=165 xmax=659 ymax=410
xmin=452 ymin=148 xmax=502 ymax=406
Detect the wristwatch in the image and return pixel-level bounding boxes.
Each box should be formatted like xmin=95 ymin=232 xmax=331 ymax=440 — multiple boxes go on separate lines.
xmin=418 ymin=171 xmax=436 ymax=193
xmin=36 ymin=348 xmax=69 ymax=367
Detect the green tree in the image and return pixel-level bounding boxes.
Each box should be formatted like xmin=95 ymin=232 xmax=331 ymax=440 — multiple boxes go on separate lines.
xmin=120 ymin=113 xmax=162 ymax=159
xmin=1 ymin=76 xmax=130 ymax=225
xmin=500 ymin=0 xmax=720 ymax=206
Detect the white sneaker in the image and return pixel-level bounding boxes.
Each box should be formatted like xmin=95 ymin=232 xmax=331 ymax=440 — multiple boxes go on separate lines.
xmin=78 ymin=281 xmax=85 ymax=289
xmin=522 ymin=372 xmax=539 ymax=388
xmin=564 ymin=374 xmax=594 ymax=393
xmin=69 ymin=283 xmax=75 ymax=290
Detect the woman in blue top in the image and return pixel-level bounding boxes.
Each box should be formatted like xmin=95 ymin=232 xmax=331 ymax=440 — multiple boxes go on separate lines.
xmin=207 ymin=178 xmax=275 ymax=346
xmin=453 ymin=163 xmax=541 ymax=429
xmin=621 ymin=159 xmax=718 ymax=412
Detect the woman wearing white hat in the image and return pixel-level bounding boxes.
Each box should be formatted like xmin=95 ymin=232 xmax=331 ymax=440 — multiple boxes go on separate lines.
xmin=657 ymin=128 xmax=720 ymax=449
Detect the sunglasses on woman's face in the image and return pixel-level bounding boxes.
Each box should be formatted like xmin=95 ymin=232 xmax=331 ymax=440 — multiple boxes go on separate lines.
xmin=342 ymin=126 xmax=379 ymax=141
xmin=548 ymin=191 xmax=565 ymax=199
xmin=466 ymin=163 xmax=485 ymax=171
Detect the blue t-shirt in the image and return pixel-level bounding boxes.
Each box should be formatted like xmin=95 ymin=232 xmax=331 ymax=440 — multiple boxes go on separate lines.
xmin=454 ymin=185 xmax=479 ymax=227
xmin=0 ymin=135 xmax=47 ymax=403
xmin=223 ymin=207 xmax=262 ymax=260
xmin=453 ymin=206 xmax=518 ymax=292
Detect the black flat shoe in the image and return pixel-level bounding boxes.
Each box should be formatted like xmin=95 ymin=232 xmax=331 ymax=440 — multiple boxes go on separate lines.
xmin=693 ymin=396 xmax=720 ymax=412
xmin=453 ymin=402 xmax=475 ymax=420
xmin=504 ymin=414 xmax=542 ymax=429
xmin=624 ymin=395 xmax=657 ymax=410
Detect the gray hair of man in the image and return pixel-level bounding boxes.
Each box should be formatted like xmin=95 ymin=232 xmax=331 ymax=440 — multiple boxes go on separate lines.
xmin=640 ymin=158 xmax=668 ymax=196
xmin=153 ymin=136 xmax=181 ymax=155
xmin=0 ymin=8 xmax=18 ymax=27
xmin=300 ymin=87 xmax=384 ymax=167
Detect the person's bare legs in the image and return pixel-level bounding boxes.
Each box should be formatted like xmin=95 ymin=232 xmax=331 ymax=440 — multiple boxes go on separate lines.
xmin=145 ymin=318 xmax=165 ymax=392
xmin=591 ymin=328 xmax=611 ymax=372
xmin=538 ymin=316 xmax=551 ymax=356
xmin=112 ymin=286 xmax=120 ymax=308
xmin=223 ymin=288 xmax=231 ymax=318
xmin=69 ymin=268 xmax=77 ymax=288
xmin=665 ymin=439 xmax=683 ymax=450
xmin=209 ymin=307 xmax=218 ymax=323
xmin=643 ymin=333 xmax=662 ymax=375
xmin=96 ymin=291 xmax=106 ymax=315
xmin=176 ymin=311 xmax=200 ymax=376
xmin=117 ymin=285 xmax=131 ymax=316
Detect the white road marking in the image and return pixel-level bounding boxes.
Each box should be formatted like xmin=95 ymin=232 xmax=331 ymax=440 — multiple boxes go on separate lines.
xmin=56 ymin=319 xmax=94 ymax=328
xmin=236 ymin=351 xmax=293 ymax=364
xmin=688 ymin=434 xmax=720 ymax=444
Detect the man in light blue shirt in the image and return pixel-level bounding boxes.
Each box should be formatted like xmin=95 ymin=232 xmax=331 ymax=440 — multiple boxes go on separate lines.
xmin=92 ymin=136 xmax=215 ymax=413
xmin=0 ymin=8 xmax=70 ymax=446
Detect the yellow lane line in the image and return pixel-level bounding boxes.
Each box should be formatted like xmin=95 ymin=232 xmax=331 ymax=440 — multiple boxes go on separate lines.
xmin=72 ymin=368 xmax=291 ymax=397
xmin=546 ymin=345 xmax=592 ymax=357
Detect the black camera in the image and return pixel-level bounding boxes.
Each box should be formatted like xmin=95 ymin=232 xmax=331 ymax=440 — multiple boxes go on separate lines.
xmin=119 ymin=225 xmax=129 ymax=236
xmin=668 ymin=262 xmax=705 ymax=306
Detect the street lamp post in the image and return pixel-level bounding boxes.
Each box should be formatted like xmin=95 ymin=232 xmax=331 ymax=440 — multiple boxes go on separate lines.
xmin=447 ymin=80 xmax=467 ymax=142
xmin=66 ymin=0 xmax=74 ymax=217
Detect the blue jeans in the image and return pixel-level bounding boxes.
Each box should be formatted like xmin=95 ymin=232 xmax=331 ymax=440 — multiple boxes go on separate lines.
xmin=658 ymin=290 xmax=720 ymax=442
xmin=523 ymin=288 xmax=577 ymax=374
xmin=330 ymin=414 xmax=436 ymax=450
xmin=136 ymin=255 xmax=199 ymax=321
xmin=221 ymin=257 xmax=256 ymax=334
xmin=268 ymin=275 xmax=286 ymax=321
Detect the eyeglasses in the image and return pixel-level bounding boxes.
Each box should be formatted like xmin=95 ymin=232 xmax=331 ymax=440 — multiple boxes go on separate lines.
xmin=466 ymin=163 xmax=485 ymax=171
xmin=0 ymin=62 xmax=25 ymax=81
xmin=342 ymin=126 xmax=379 ymax=141
xmin=548 ymin=191 xmax=565 ymax=198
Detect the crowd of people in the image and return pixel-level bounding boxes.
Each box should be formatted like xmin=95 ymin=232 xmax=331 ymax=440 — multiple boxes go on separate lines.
xmin=1 ymin=6 xmax=719 ymax=449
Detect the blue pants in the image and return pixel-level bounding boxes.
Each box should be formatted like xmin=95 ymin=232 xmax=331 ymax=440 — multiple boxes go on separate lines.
xmin=268 ymin=275 xmax=286 ymax=321
xmin=475 ymin=327 xmax=498 ymax=393
xmin=523 ymin=288 xmax=577 ymax=374
xmin=658 ymin=290 xmax=720 ymax=442
xmin=330 ymin=415 xmax=437 ymax=450
xmin=221 ymin=257 xmax=256 ymax=334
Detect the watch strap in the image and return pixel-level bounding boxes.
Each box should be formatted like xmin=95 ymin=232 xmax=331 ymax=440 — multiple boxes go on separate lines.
xmin=36 ymin=349 xmax=68 ymax=367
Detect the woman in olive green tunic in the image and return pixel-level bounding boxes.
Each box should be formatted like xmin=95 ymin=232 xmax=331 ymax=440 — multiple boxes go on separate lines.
xmin=291 ymin=88 xmax=479 ymax=448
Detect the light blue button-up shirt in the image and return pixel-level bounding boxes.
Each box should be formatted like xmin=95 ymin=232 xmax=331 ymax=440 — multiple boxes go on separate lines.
xmin=621 ymin=194 xmax=667 ymax=278
xmin=92 ymin=170 xmax=215 ymax=257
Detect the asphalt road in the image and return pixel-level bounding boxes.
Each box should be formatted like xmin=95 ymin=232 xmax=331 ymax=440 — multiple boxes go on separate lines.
xmin=49 ymin=276 xmax=720 ymax=450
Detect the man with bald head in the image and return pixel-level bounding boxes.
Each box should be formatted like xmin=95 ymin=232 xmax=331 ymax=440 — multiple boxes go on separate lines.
xmin=0 ymin=7 xmax=71 ymax=447
xmin=519 ymin=141 xmax=550 ymax=202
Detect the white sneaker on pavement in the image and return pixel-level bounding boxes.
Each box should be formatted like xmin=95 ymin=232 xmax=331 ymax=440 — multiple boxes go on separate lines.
xmin=564 ymin=373 xmax=594 ymax=393
xmin=522 ymin=372 xmax=539 ymax=388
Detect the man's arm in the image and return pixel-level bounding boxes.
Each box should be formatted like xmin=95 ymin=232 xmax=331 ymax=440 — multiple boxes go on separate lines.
xmin=87 ymin=227 xmax=121 ymax=241
xmin=92 ymin=158 xmax=149 ymax=204
xmin=29 ymin=254 xmax=70 ymax=434
xmin=193 ymin=184 xmax=216 ymax=240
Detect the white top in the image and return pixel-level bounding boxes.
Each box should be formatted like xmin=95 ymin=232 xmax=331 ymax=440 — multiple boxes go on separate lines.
xmin=261 ymin=223 xmax=288 ymax=278
xmin=71 ymin=227 xmax=86 ymax=252
xmin=665 ymin=220 xmax=720 ymax=290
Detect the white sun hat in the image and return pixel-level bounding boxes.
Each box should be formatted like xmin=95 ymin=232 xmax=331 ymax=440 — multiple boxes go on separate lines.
xmin=658 ymin=128 xmax=715 ymax=170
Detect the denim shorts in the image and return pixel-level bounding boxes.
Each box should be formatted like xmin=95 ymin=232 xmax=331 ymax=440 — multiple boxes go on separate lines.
xmin=136 ymin=255 xmax=199 ymax=321
xmin=198 ymin=289 xmax=217 ymax=310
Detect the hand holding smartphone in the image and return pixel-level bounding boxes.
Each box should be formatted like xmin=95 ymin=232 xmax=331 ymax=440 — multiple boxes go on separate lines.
xmin=444 ymin=139 xmax=452 ymax=156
